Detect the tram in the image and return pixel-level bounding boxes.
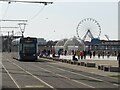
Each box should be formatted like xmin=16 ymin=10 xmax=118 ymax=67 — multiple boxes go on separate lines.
xmin=12 ymin=37 xmax=38 ymax=61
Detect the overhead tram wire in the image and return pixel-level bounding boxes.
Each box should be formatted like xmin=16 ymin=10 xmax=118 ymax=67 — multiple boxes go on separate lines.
xmin=0 ymin=0 xmax=54 ymax=34
xmin=1 ymin=3 xmax=10 ymax=37
xmin=1 ymin=3 xmax=10 ymax=32
xmin=0 ymin=20 xmax=28 ymax=22
xmin=28 ymin=0 xmax=56 ymax=22
xmin=2 ymin=2 xmax=10 ymax=20
xmin=28 ymin=5 xmax=46 ymax=22
xmin=0 ymin=0 xmax=54 ymax=23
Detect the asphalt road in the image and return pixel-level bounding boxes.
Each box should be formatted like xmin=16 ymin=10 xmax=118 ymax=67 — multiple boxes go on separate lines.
xmin=2 ymin=53 xmax=119 ymax=90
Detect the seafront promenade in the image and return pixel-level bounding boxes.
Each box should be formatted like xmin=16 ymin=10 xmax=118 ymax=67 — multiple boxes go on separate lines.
xmin=59 ymin=55 xmax=118 ymax=67
xmin=47 ymin=54 xmax=119 ymax=78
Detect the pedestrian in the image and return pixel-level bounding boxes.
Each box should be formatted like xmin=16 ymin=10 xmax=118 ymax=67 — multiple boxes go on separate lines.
xmin=80 ymin=51 xmax=84 ymax=60
xmin=89 ymin=51 xmax=92 ymax=59
xmin=93 ymin=51 xmax=96 ymax=58
xmin=72 ymin=50 xmax=74 ymax=55
xmin=107 ymin=51 xmax=110 ymax=58
xmin=98 ymin=52 xmax=100 ymax=58
xmin=72 ymin=54 xmax=78 ymax=61
xmin=102 ymin=51 xmax=105 ymax=59
xmin=83 ymin=50 xmax=87 ymax=59
xmin=58 ymin=49 xmax=61 ymax=57
xmin=64 ymin=50 xmax=67 ymax=56
xmin=117 ymin=52 xmax=120 ymax=68
xmin=76 ymin=50 xmax=80 ymax=60
xmin=52 ymin=53 xmax=55 ymax=57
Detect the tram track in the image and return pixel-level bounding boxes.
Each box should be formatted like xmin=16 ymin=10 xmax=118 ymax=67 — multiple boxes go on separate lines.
xmin=2 ymin=63 xmax=21 ymax=90
xmin=7 ymin=58 xmax=118 ymax=89
xmin=2 ymin=53 xmax=119 ymax=89
xmin=5 ymin=59 xmax=96 ymax=89
xmin=2 ymin=59 xmax=55 ymax=90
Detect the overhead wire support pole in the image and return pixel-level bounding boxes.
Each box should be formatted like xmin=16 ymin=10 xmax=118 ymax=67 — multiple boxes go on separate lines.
xmin=0 ymin=27 xmax=19 ymax=29
xmin=0 ymin=20 xmax=28 ymax=22
xmin=0 ymin=0 xmax=53 ymax=5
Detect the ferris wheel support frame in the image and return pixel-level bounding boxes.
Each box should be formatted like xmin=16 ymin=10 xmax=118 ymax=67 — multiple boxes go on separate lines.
xmin=83 ymin=29 xmax=94 ymax=41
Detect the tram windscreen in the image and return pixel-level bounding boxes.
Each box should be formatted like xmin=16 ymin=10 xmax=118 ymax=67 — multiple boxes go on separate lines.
xmin=23 ymin=44 xmax=35 ymax=54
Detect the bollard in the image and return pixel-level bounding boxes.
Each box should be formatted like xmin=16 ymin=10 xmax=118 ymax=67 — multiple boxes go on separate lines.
xmin=81 ymin=62 xmax=85 ymax=66
xmin=85 ymin=62 xmax=96 ymax=67
xmin=77 ymin=62 xmax=81 ymax=65
xmin=71 ymin=61 xmax=74 ymax=64
xmin=104 ymin=66 xmax=109 ymax=71
xmin=109 ymin=67 xmax=119 ymax=72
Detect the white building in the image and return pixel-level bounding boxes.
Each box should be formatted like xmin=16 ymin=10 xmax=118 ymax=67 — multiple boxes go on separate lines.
xmin=54 ymin=36 xmax=85 ymax=55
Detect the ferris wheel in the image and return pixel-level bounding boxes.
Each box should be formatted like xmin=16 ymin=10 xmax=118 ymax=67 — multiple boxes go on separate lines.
xmin=76 ymin=18 xmax=101 ymax=41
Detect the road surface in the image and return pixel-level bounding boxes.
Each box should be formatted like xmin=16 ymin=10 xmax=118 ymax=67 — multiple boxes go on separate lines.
xmin=2 ymin=53 xmax=119 ymax=90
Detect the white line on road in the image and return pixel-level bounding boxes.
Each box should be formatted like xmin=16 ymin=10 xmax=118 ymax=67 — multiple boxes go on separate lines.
xmin=40 ymin=58 xmax=103 ymax=82
xmin=47 ymin=65 xmax=103 ymax=82
xmin=56 ymin=73 xmax=95 ymax=88
xmin=33 ymin=64 xmax=95 ymax=88
xmin=47 ymin=63 xmax=119 ymax=87
xmin=2 ymin=63 xmax=21 ymax=90
xmin=25 ymin=85 xmax=44 ymax=88
xmin=113 ymin=84 xmax=119 ymax=86
xmin=6 ymin=59 xmax=55 ymax=89
xmin=39 ymin=58 xmax=119 ymax=87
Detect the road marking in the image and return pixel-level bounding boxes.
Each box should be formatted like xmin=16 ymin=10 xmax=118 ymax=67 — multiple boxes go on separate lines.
xmin=55 ymin=68 xmax=66 ymax=71
xmin=51 ymin=65 xmax=120 ymax=88
xmin=72 ymin=79 xmax=95 ymax=88
xmin=47 ymin=65 xmax=103 ymax=82
xmin=25 ymin=85 xmax=44 ymax=88
xmin=33 ymin=65 xmax=95 ymax=88
xmin=2 ymin=63 xmax=21 ymax=90
xmin=47 ymin=64 xmax=120 ymax=87
xmin=6 ymin=59 xmax=55 ymax=89
xmin=113 ymin=84 xmax=119 ymax=86
xmin=68 ymin=70 xmax=103 ymax=82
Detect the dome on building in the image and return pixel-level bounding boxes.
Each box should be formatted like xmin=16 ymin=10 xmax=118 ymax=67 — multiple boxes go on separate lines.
xmin=54 ymin=39 xmax=68 ymax=54
xmin=64 ymin=36 xmax=85 ymax=54
xmin=55 ymin=39 xmax=68 ymax=46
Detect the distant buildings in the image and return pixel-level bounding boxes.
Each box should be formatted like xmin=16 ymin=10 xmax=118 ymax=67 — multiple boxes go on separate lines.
xmin=85 ymin=39 xmax=120 ymax=55
xmin=37 ymin=38 xmax=47 ymax=46
xmin=2 ymin=35 xmax=120 ymax=56
xmin=54 ymin=36 xmax=85 ymax=55
xmin=54 ymin=37 xmax=120 ymax=56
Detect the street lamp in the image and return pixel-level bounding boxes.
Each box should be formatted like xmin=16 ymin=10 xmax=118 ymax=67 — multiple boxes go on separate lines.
xmin=18 ymin=23 xmax=27 ymax=37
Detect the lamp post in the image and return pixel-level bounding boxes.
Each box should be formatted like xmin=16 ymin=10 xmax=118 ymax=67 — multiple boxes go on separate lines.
xmin=18 ymin=23 xmax=27 ymax=38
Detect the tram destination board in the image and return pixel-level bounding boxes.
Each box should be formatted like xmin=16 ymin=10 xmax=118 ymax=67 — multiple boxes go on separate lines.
xmin=20 ymin=37 xmax=37 ymax=43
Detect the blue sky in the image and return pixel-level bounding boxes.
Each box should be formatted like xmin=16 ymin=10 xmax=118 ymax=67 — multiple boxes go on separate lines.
xmin=0 ymin=0 xmax=119 ymax=41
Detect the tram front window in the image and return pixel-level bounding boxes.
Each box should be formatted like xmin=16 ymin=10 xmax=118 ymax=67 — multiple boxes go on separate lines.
xmin=23 ymin=44 xmax=35 ymax=54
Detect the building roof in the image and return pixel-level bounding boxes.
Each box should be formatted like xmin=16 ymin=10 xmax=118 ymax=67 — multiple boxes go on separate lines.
xmin=64 ymin=36 xmax=85 ymax=51
xmin=55 ymin=38 xmax=68 ymax=46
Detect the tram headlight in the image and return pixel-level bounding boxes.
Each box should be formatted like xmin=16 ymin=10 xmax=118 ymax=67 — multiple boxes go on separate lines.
xmin=33 ymin=54 xmax=35 ymax=56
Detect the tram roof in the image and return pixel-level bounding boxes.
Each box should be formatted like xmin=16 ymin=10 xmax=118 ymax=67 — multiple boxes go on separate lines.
xmin=12 ymin=38 xmax=21 ymax=45
xmin=12 ymin=37 xmax=37 ymax=44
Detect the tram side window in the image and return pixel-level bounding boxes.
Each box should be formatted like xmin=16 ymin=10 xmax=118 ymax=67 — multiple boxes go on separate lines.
xmin=19 ymin=44 xmax=22 ymax=53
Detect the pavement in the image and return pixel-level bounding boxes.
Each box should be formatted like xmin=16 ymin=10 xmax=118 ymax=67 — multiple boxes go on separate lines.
xmin=47 ymin=54 xmax=119 ymax=78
